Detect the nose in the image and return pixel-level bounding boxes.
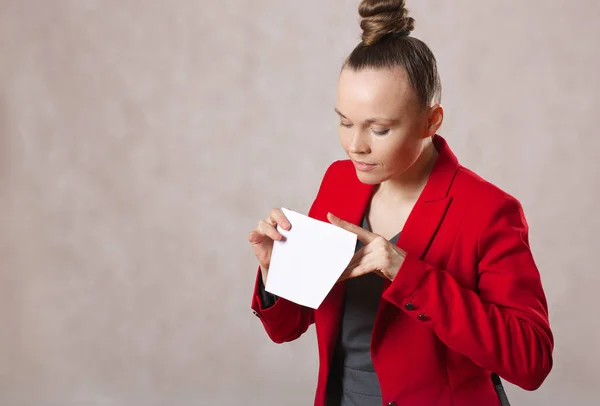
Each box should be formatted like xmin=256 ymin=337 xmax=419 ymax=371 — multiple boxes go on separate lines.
xmin=348 ymin=129 xmax=370 ymax=155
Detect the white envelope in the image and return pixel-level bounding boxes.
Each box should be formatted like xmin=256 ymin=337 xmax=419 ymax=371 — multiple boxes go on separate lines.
xmin=265 ymin=208 xmax=358 ymax=309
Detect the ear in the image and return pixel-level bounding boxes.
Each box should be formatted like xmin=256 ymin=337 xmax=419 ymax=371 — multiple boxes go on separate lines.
xmin=425 ymin=103 xmax=444 ymax=137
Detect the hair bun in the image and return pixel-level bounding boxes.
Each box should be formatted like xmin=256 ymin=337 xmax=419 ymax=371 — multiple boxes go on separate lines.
xmin=358 ymin=0 xmax=415 ymax=46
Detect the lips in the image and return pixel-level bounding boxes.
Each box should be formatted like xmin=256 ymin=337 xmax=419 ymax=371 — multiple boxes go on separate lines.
xmin=352 ymin=160 xmax=377 ymax=171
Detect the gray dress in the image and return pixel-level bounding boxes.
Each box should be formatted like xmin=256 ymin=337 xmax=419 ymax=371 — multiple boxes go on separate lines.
xmin=326 ymin=216 xmax=400 ymax=406
xmin=258 ymin=215 xmax=400 ymax=406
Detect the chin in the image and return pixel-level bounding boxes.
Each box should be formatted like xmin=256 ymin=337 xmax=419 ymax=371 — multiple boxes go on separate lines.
xmin=354 ymin=170 xmax=385 ymax=185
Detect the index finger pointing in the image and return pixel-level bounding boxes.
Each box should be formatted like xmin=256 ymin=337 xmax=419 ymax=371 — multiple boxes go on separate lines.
xmin=327 ymin=212 xmax=376 ymax=244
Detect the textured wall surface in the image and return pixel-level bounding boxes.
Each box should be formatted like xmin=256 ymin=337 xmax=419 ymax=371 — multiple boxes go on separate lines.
xmin=1 ymin=1 xmax=599 ymax=405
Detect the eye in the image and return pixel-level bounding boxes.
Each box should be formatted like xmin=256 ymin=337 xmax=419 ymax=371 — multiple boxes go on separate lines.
xmin=371 ymin=128 xmax=390 ymax=136
xmin=339 ymin=122 xmax=353 ymax=128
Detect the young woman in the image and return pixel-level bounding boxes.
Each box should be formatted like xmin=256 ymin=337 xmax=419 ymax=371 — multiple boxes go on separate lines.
xmin=247 ymin=1 xmax=553 ymax=405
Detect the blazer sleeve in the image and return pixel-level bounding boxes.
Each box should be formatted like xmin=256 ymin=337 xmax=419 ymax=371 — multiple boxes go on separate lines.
xmin=250 ymin=161 xmax=339 ymax=344
xmin=257 ymin=273 xmax=278 ymax=308
xmin=382 ymin=194 xmax=554 ymax=391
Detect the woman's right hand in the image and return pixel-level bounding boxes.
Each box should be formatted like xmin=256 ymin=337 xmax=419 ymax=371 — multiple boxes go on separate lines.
xmin=247 ymin=208 xmax=292 ymax=284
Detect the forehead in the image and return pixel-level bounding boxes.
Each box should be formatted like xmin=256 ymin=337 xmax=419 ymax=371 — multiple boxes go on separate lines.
xmin=336 ymin=67 xmax=416 ymax=119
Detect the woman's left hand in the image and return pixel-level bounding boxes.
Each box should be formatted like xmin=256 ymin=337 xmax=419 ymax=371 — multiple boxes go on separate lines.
xmin=327 ymin=212 xmax=406 ymax=281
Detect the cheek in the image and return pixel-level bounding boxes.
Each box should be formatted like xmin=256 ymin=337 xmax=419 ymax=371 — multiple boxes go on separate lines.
xmin=337 ymin=129 xmax=345 ymax=146
xmin=338 ymin=130 xmax=352 ymax=152
xmin=380 ymin=138 xmax=421 ymax=169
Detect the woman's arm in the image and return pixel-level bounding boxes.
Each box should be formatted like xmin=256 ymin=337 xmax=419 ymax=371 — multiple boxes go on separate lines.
xmin=250 ymin=161 xmax=340 ymax=343
xmin=251 ymin=268 xmax=314 ymax=343
xmin=257 ymin=273 xmax=278 ymax=308
xmin=383 ymin=195 xmax=554 ymax=390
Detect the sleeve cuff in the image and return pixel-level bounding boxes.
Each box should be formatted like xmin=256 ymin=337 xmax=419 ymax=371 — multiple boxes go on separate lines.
xmin=383 ymin=252 xmax=432 ymax=308
xmin=258 ymin=272 xmax=278 ymax=308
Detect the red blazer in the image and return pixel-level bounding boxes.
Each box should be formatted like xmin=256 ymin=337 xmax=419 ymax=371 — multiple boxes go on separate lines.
xmin=251 ymin=135 xmax=553 ymax=406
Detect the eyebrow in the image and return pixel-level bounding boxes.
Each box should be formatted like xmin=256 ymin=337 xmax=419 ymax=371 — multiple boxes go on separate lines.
xmin=334 ymin=108 xmax=397 ymax=124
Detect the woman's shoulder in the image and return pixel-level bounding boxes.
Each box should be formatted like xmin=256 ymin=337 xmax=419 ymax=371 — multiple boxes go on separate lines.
xmin=319 ymin=158 xmax=525 ymax=213
xmin=318 ymin=159 xmax=358 ymax=186
xmin=453 ymin=164 xmax=524 ymax=215
xmin=324 ymin=159 xmax=354 ymax=175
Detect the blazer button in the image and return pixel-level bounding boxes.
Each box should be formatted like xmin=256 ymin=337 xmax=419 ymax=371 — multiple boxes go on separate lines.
xmin=417 ymin=313 xmax=429 ymax=321
xmin=253 ymin=311 xmax=259 ymax=317
xmin=386 ymin=402 xmax=397 ymax=406
xmin=404 ymin=302 xmax=416 ymax=310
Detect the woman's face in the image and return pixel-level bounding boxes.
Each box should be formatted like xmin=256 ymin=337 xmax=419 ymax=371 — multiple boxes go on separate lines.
xmin=335 ymin=67 xmax=438 ymax=185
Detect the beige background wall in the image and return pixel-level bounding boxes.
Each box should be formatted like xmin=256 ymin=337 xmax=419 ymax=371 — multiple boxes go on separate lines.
xmin=0 ymin=0 xmax=598 ymax=405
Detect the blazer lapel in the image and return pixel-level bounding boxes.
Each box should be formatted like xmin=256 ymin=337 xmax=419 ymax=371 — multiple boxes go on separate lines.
xmin=386 ymin=135 xmax=459 ymax=287
xmin=316 ymin=165 xmax=374 ymax=358
xmin=317 ymin=135 xmax=459 ymax=358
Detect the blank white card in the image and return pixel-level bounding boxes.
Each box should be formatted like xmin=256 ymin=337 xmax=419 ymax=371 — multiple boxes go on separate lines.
xmin=265 ymin=208 xmax=357 ymax=309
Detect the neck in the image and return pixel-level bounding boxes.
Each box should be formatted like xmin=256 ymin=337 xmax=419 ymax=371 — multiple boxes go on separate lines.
xmin=378 ymin=137 xmax=438 ymax=201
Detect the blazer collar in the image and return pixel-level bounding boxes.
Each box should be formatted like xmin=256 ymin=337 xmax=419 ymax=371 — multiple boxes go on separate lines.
xmin=420 ymin=134 xmax=459 ymax=201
